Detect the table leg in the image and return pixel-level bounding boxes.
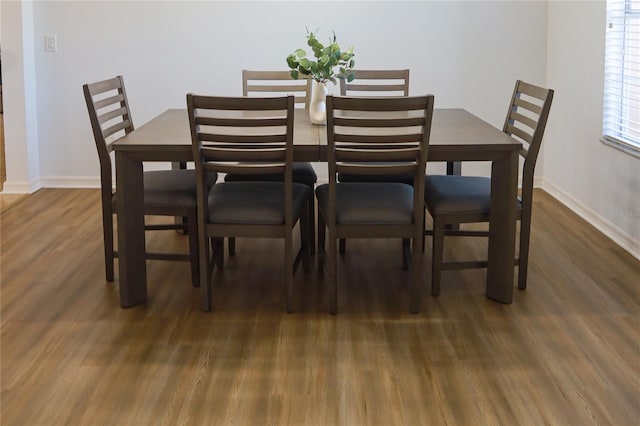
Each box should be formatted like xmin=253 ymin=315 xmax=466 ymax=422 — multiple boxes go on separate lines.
xmin=486 ymin=151 xmax=518 ymax=303
xmin=115 ymin=152 xmax=147 ymax=307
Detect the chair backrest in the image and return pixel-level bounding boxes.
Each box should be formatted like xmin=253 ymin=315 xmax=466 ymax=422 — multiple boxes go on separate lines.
xmin=187 ymin=94 xmax=295 ymax=224
xmin=83 ymin=75 xmax=134 ymax=195
xmin=326 ymin=95 xmax=434 ymax=219
xmin=339 ymin=69 xmax=410 ymax=96
xmin=242 ymin=70 xmax=311 ymax=109
xmin=502 ymin=80 xmax=554 ymax=198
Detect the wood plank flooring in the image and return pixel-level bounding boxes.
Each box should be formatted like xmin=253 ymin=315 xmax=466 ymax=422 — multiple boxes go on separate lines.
xmin=1 ymin=188 xmax=638 ymax=425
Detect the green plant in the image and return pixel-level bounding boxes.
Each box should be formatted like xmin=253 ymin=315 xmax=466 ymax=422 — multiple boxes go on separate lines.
xmin=286 ymin=30 xmax=355 ymax=84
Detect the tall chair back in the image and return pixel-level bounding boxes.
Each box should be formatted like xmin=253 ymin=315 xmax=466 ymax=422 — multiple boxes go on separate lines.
xmin=339 ymin=69 xmax=410 ymax=96
xmin=83 ymin=75 xmax=133 ymax=205
xmin=243 ymin=70 xmax=311 ymax=109
xmin=503 ymin=80 xmax=554 ymax=209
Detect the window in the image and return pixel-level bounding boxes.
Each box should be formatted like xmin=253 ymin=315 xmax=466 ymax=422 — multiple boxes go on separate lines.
xmin=603 ymin=0 xmax=640 ymax=157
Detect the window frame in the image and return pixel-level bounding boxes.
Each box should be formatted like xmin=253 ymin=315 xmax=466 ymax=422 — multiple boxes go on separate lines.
xmin=602 ymin=0 xmax=640 ymax=158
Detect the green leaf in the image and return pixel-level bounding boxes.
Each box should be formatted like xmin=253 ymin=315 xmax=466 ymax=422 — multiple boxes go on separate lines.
xmin=286 ymin=55 xmax=298 ymax=69
xmin=288 ymin=29 xmax=355 ymax=83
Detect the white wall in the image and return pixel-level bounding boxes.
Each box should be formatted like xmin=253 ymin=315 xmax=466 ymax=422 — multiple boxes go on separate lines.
xmin=1 ymin=1 xmax=40 ymax=193
xmin=3 ymin=0 xmax=547 ymax=187
xmin=5 ymin=1 xmax=636 ymax=256
xmin=545 ymin=1 xmax=639 ymax=257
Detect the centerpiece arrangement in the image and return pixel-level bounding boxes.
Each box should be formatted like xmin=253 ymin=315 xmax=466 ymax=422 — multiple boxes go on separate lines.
xmin=286 ymin=30 xmax=355 ymax=124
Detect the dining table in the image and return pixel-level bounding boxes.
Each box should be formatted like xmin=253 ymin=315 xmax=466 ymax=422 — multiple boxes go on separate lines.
xmin=113 ymin=108 xmax=522 ymax=308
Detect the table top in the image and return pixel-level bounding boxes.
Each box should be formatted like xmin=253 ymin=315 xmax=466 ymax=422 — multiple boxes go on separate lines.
xmin=113 ymin=108 xmax=521 ymax=162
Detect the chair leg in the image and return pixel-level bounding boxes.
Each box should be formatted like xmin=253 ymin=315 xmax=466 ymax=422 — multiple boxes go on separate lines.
xmin=402 ymin=239 xmax=411 ymax=269
xmin=518 ymin=214 xmax=532 ymax=290
xmin=285 ymin=233 xmax=294 ymax=314
xmin=200 ymin=233 xmax=213 ymax=312
xmin=187 ymin=211 xmax=200 ymax=288
xmin=328 ymin=229 xmax=338 ymax=315
xmin=422 ymin=210 xmax=426 ymax=253
xmin=339 ymin=238 xmax=346 ymax=254
xmin=317 ymin=211 xmax=326 ymax=270
xmin=215 ymin=238 xmax=224 ymax=270
xmin=431 ymin=218 xmax=446 ymax=297
xmin=308 ymin=189 xmax=316 ymax=255
xmin=104 ymin=211 xmax=115 ymax=282
xmin=228 ymin=237 xmax=236 ymax=256
xmin=410 ymin=233 xmax=423 ymax=314
xmin=299 ymin=205 xmax=311 ymax=273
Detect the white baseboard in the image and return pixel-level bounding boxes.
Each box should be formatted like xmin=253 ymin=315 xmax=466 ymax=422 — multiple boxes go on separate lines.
xmin=540 ymin=179 xmax=640 ymax=260
xmin=1 ymin=177 xmax=41 ymax=194
xmin=39 ymin=176 xmax=101 ymax=189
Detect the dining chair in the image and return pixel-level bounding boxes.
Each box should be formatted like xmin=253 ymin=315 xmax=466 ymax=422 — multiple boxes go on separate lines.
xmin=83 ymin=75 xmax=214 ymax=285
xmin=316 ymin=94 xmax=434 ymax=314
xmin=224 ymin=70 xmax=318 ymax=255
xmin=425 ymin=80 xmax=554 ymax=295
xmin=337 ymin=69 xmax=413 ymax=255
xmin=187 ymin=94 xmax=311 ymax=313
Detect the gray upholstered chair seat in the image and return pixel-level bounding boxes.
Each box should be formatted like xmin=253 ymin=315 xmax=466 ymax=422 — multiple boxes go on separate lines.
xmin=425 ymin=175 xmax=523 ymax=216
xmin=208 ymin=182 xmax=311 ymax=224
xmin=112 ymin=169 xmax=217 ymax=209
xmin=225 ymin=162 xmax=317 ymax=186
xmin=425 ymin=175 xmax=492 ymax=215
xmin=316 ymin=182 xmax=415 ymax=225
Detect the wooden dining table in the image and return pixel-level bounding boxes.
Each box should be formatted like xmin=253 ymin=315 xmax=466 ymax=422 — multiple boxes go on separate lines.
xmin=113 ymin=108 xmax=522 ymax=308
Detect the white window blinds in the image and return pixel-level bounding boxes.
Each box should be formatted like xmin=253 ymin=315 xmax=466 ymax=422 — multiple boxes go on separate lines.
xmin=603 ymin=0 xmax=640 ymax=156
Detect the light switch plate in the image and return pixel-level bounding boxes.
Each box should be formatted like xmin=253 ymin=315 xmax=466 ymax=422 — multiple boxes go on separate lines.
xmin=45 ymin=34 xmax=57 ymax=52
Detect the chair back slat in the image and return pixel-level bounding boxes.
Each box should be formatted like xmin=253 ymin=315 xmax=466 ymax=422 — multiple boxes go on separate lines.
xmin=98 ymin=106 xmax=129 ymax=125
xmin=340 ymin=69 xmax=410 ymax=96
xmin=93 ymin=94 xmax=125 ymax=111
xmin=333 ymin=133 xmax=426 ymax=144
xmin=334 ymin=116 xmax=426 ymax=128
xmin=513 ymin=97 xmax=543 ymax=115
xmin=505 ymin=123 xmax=533 ymax=144
xmin=195 ymin=116 xmax=288 ymax=128
xmin=201 ymin=146 xmax=286 ymax=163
xmin=509 ymin=111 xmax=538 ymax=130
xmin=102 ymin=120 xmax=133 ymax=145
xmin=243 ymin=70 xmax=311 ymax=109
xmin=197 ymin=133 xmax=288 ymax=144
xmin=335 ymin=147 xmax=421 ymax=162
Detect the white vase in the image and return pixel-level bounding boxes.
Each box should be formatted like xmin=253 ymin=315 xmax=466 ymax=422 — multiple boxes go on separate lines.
xmin=309 ymin=80 xmax=328 ymax=125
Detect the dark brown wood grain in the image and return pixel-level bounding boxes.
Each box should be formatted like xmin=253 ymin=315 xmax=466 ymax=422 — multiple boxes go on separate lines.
xmin=1 ymin=188 xmax=638 ymax=425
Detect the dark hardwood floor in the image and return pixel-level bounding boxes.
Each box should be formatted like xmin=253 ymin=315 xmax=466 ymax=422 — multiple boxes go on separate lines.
xmin=1 ymin=188 xmax=638 ymax=425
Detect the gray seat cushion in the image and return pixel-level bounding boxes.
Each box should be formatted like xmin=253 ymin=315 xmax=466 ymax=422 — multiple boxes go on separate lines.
xmin=142 ymin=169 xmax=216 ymax=208
xmin=208 ymin=182 xmax=311 ymax=225
xmin=316 ymin=182 xmax=415 ymax=225
xmin=224 ymin=162 xmax=318 ymax=187
xmin=424 ymin=175 xmax=492 ymax=215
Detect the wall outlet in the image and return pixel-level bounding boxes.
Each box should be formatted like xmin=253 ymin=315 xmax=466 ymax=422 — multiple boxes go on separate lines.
xmin=45 ymin=35 xmax=57 ymax=52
